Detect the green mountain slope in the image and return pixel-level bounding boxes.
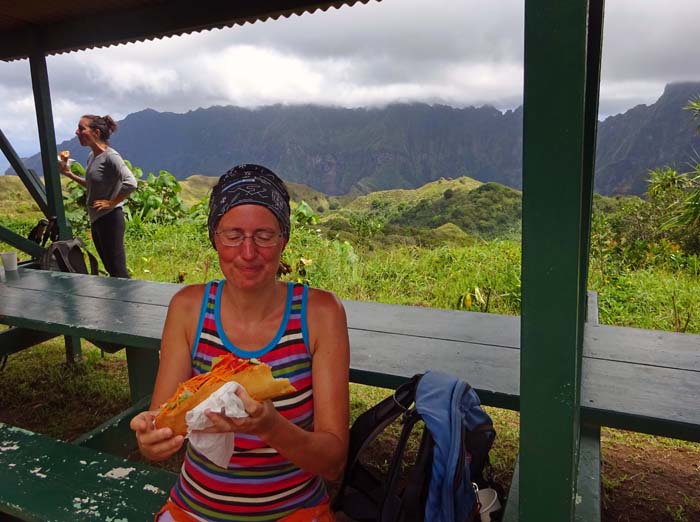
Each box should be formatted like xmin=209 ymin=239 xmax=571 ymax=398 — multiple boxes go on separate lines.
xmin=8 ymin=82 xmax=700 ymax=197
xmin=388 ymin=182 xmax=522 ymax=238
xmin=179 ymin=174 xmax=331 ymax=211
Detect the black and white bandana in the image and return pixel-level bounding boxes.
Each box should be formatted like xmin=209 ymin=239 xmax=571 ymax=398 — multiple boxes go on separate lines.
xmin=208 ymin=164 xmax=291 ymax=247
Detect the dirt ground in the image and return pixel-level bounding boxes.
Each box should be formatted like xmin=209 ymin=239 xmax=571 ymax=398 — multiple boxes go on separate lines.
xmin=329 ymin=426 xmax=700 ymax=522
xmin=601 ymin=442 xmax=700 ymax=522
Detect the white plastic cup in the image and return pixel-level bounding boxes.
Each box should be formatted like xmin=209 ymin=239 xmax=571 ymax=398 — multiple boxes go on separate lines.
xmin=0 ymin=251 xmax=18 ymax=271
xmin=477 ymin=487 xmax=501 ymax=522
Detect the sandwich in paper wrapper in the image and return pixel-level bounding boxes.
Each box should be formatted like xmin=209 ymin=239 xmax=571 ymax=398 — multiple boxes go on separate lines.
xmin=155 ymin=354 xmax=296 ymax=467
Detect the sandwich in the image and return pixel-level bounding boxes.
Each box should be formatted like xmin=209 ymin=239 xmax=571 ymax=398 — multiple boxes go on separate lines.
xmin=59 ymin=150 xmax=70 ymax=163
xmin=155 ymin=354 xmax=296 ymax=436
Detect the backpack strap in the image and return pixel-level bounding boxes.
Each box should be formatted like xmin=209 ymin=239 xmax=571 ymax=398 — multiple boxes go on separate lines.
xmin=27 ymin=219 xmax=48 ymax=245
xmin=397 ymin=429 xmax=434 ymax=522
xmin=43 ymin=238 xmax=100 ymax=276
xmin=380 ymin=408 xmax=433 ymax=522
xmin=50 ymin=242 xmax=75 ymax=272
xmin=332 ymin=374 xmax=423 ymax=521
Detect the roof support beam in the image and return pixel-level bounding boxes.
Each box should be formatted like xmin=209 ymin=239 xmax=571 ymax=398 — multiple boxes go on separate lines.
xmin=0 ymin=226 xmax=46 ymax=259
xmin=519 ymin=0 xmax=602 ymax=520
xmin=29 ymin=46 xmax=72 ymax=241
xmin=0 ymin=128 xmax=50 ymax=216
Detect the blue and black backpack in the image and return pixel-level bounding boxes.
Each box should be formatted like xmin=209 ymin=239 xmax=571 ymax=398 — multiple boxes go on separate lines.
xmin=333 ymin=371 xmax=497 ymax=522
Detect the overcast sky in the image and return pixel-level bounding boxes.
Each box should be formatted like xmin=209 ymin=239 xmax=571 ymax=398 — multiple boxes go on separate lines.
xmin=1 ymin=0 xmax=699 ymax=171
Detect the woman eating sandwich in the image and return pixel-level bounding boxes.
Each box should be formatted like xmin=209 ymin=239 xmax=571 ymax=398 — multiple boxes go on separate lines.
xmin=130 ymin=164 xmax=350 ymax=522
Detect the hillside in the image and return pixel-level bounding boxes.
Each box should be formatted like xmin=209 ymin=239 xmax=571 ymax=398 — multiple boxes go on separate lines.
xmin=0 ymin=173 xmax=332 ymax=220
xmin=344 ymin=176 xmax=482 ymax=213
xmin=595 ymin=82 xmax=700 ymax=195
xmin=179 ymin=174 xmax=332 ymax=211
xmin=316 ymin=176 xmax=522 ymax=244
xmin=6 ymin=82 xmax=700 ymax=197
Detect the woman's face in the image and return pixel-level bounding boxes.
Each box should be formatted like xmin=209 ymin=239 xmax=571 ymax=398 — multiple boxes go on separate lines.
xmin=214 ymin=204 xmax=287 ymax=291
xmin=75 ymin=117 xmax=99 ymax=147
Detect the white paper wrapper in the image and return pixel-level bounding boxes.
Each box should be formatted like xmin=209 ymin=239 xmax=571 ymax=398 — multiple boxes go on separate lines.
xmin=185 ymin=381 xmax=249 ymax=468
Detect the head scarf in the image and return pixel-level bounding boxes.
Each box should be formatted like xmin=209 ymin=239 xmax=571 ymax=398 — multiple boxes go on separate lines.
xmin=208 ymin=164 xmax=291 ymax=247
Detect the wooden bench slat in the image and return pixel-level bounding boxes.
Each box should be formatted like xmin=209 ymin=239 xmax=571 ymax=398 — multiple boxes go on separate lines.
xmin=344 ymin=298 xmax=520 ymax=347
xmin=1 ymin=268 xmax=180 ymax=306
xmin=582 ymin=357 xmax=700 ymax=442
xmin=348 ymin=328 xmax=520 ymax=410
xmin=584 ymin=323 xmax=700 ymax=372
xmin=0 ymin=423 xmax=174 ymax=521
xmin=0 ymin=285 xmax=164 ymax=349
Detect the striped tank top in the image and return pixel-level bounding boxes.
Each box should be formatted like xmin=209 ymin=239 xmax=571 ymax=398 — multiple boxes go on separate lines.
xmin=169 ymin=280 xmax=328 ymax=521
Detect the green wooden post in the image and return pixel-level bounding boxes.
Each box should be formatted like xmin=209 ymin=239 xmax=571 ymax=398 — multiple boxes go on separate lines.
xmin=520 ymin=1 xmax=600 ymax=520
xmin=580 ymin=0 xmax=604 ymax=326
xmin=28 ymin=47 xmax=72 ymax=241
xmin=29 ymin=43 xmax=82 ymax=361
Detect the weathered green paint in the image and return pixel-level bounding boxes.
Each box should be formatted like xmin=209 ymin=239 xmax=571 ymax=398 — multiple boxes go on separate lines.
xmin=0 ymin=423 xmax=175 ymax=521
xmin=520 ymin=0 xmax=597 ymax=520
xmin=29 ymin=48 xmax=71 ymax=241
xmin=0 ymin=129 xmax=49 ymax=216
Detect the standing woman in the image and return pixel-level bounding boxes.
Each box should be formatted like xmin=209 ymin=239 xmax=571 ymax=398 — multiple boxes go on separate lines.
xmin=59 ymin=114 xmax=137 ymax=278
xmin=131 ymin=165 xmax=350 ymax=522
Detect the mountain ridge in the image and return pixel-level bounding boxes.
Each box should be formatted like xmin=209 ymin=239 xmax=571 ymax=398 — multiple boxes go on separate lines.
xmin=6 ymin=81 xmax=700 ymax=196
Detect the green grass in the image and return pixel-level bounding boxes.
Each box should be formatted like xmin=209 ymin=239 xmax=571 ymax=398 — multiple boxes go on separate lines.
xmin=2 ymin=177 xmax=700 ymax=520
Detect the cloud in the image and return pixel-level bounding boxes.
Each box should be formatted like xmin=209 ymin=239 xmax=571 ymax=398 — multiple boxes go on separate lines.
xmin=1 ymin=0 xmax=699 ymax=168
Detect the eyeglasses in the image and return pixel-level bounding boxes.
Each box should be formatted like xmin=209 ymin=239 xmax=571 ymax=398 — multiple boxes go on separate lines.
xmin=215 ymin=229 xmax=283 ymax=248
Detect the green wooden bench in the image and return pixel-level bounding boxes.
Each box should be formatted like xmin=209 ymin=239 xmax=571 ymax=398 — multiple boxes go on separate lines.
xmin=0 ymin=422 xmax=176 ymax=522
xmin=2 ymin=269 xmax=700 ymax=521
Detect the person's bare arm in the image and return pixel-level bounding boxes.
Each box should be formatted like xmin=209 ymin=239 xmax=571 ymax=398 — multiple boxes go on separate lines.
xmin=92 ymin=192 xmax=128 ymax=211
xmin=58 ymin=161 xmax=87 ymax=186
xmin=130 ymin=284 xmax=204 ymax=460
xmin=205 ymin=288 xmax=350 ymax=480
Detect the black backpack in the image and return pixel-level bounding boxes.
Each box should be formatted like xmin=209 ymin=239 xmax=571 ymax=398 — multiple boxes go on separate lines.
xmin=28 ymin=217 xmax=59 ymax=247
xmin=333 ymin=373 xmax=497 ymax=522
xmin=40 ymin=237 xmax=99 ymax=275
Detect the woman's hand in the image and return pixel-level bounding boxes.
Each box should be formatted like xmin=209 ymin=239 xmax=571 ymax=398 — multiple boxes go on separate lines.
xmin=130 ymin=409 xmax=185 ymax=461
xmin=58 ymin=161 xmax=71 ymax=177
xmin=201 ymin=386 xmax=279 ymax=438
xmin=92 ymin=199 xmax=114 ymax=210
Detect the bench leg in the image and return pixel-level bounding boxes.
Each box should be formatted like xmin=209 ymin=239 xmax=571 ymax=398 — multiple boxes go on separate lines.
xmin=64 ymin=335 xmax=82 ymax=363
xmin=574 ymin=423 xmax=601 ymax=522
xmin=502 ymin=423 xmax=601 ymax=522
xmin=126 ymin=347 xmax=159 ymax=403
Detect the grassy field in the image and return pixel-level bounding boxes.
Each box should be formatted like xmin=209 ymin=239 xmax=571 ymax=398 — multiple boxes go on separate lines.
xmin=1 ymin=175 xmax=699 ymax=520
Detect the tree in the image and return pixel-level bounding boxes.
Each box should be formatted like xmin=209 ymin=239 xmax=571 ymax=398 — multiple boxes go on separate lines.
xmin=684 ymin=96 xmax=700 ymax=134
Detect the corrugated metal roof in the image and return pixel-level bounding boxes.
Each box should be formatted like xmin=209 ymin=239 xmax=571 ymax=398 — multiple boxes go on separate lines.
xmin=0 ymin=0 xmax=376 ymax=62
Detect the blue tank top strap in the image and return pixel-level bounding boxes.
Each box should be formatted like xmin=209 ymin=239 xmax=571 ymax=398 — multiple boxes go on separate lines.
xmin=212 ymin=280 xmax=295 ymax=359
xmin=190 ymin=280 xmax=214 ymax=360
